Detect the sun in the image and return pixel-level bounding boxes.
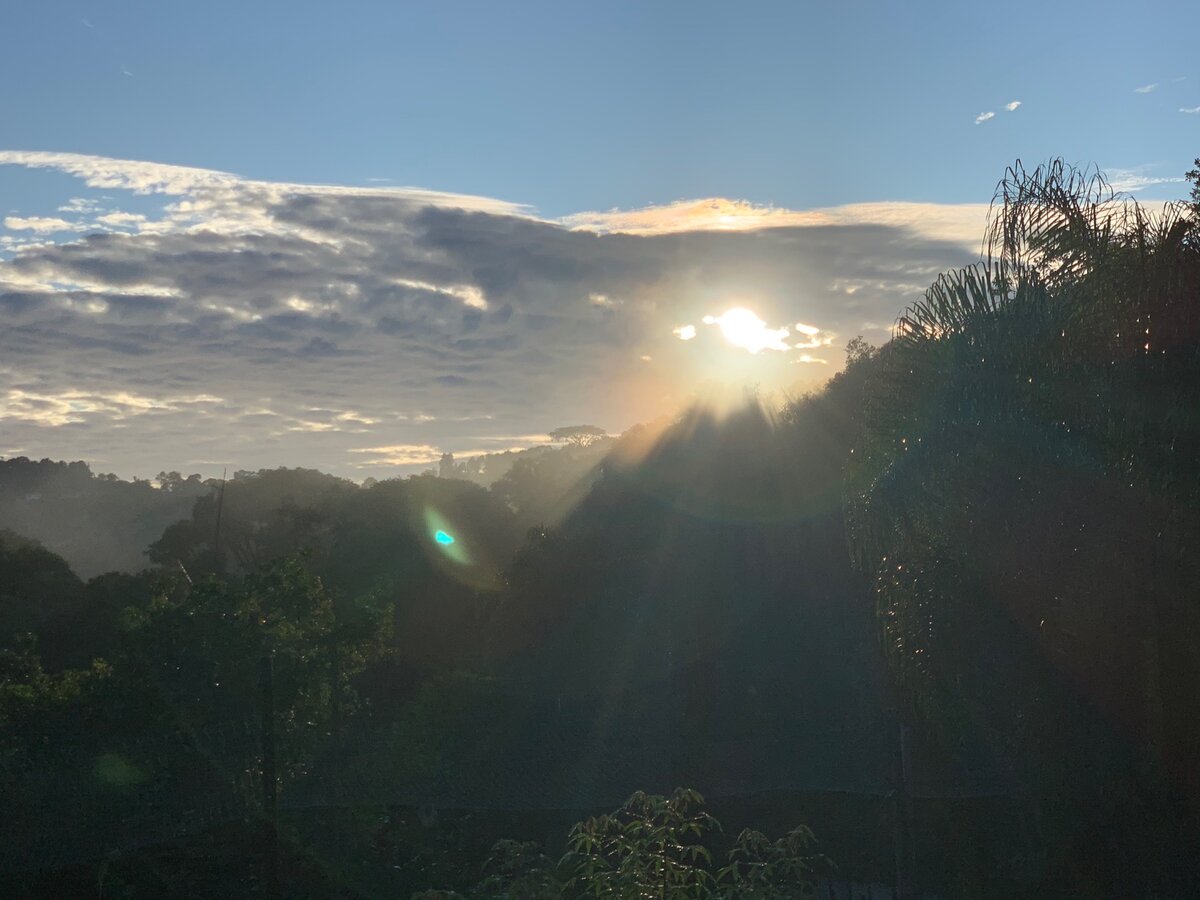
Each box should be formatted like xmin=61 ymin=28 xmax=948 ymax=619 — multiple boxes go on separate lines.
xmin=702 ymin=307 xmax=791 ymax=354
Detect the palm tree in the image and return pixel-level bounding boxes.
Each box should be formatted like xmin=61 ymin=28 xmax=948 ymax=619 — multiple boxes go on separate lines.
xmin=846 ymin=159 xmax=1200 ymax=799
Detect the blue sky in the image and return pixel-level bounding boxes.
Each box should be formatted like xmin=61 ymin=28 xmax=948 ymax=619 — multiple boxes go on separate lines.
xmin=3 ymin=0 xmax=1196 ymax=215
xmin=0 ymin=1 xmax=1196 ymax=478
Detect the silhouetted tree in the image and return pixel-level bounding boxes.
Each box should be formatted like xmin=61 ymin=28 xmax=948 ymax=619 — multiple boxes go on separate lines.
xmin=846 ymin=158 xmax=1200 ymax=892
xmin=548 ymin=424 xmax=608 ymax=447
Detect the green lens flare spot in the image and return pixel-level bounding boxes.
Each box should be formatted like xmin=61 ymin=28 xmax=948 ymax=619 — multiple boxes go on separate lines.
xmin=423 ymin=506 xmax=471 ymax=565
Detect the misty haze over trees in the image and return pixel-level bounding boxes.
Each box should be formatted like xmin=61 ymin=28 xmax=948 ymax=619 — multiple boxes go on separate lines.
xmin=2 ymin=158 xmax=1200 ymax=898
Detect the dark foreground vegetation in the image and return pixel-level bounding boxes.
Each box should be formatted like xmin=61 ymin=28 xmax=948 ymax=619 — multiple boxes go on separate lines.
xmin=2 ymin=159 xmax=1199 ymax=898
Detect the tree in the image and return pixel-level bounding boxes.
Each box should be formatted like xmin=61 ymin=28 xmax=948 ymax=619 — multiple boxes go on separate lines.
xmin=845 ymin=159 xmax=1200 ymax=886
xmin=844 ymin=335 xmax=878 ymax=367
xmin=563 ymin=789 xmax=719 ymax=898
xmin=418 ymin=788 xmax=829 ymax=899
xmin=548 ymin=425 xmax=608 ymax=447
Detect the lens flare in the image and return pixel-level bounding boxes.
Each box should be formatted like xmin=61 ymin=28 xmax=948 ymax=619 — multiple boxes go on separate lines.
xmin=423 ymin=507 xmax=471 ymax=566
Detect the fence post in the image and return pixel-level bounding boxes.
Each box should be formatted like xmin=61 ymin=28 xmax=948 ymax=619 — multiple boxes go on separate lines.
xmin=258 ymin=654 xmax=280 ymax=899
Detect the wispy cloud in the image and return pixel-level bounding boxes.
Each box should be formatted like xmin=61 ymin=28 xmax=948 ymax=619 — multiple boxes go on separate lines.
xmin=673 ymin=324 xmax=697 ymax=341
xmin=1105 ymin=167 xmax=1185 ymax=193
xmin=1004 ymin=100 xmax=1022 ymax=112
xmin=95 ymin=211 xmax=147 ymax=229
xmin=974 ymin=111 xmax=995 ymax=125
xmin=0 ymin=389 xmax=220 ymax=427
xmin=1181 ymin=106 xmax=1200 ymax=114
xmin=1134 ymin=83 xmax=1158 ymax=94
xmin=0 ymin=151 xmax=530 ymax=218
xmin=3 ymin=216 xmax=83 ymax=233
xmin=563 ymin=198 xmax=988 ymax=247
xmin=348 ymin=443 xmax=443 ymax=466
xmin=58 ymin=197 xmax=101 ymax=214
xmin=347 ymin=442 xmax=534 ymax=467
xmin=391 ymin=278 xmax=489 ymax=310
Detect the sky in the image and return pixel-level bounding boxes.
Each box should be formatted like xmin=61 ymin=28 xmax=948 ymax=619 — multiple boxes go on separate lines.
xmin=1 ymin=0 xmax=1196 ymax=479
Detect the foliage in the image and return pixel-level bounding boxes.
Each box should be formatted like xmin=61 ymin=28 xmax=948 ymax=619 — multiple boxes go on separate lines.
xmin=715 ymin=825 xmax=828 ymax=899
xmin=0 ymin=457 xmax=208 ymax=578
xmin=843 ymin=336 xmax=878 ymax=367
xmin=846 ymin=157 xmax=1200 ymax=809
xmin=0 ymin=529 xmax=83 ymax=651
xmin=472 ymin=839 xmax=560 ymax=899
xmin=148 ymin=467 xmax=358 ymax=577
xmin=490 ymin=440 xmax=611 ymax=527
xmin=0 ymin=634 xmax=112 ymax=753
xmin=548 ymin=425 xmax=609 ymax=447
xmin=120 ymin=556 xmax=390 ymax=749
xmin=563 ymin=788 xmax=719 ymax=897
xmin=417 ymin=789 xmax=829 ymax=900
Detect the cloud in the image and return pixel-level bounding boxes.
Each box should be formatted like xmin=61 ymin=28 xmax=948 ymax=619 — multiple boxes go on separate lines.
xmin=0 ymin=388 xmax=220 ymax=427
xmin=348 ymin=443 xmax=443 ymax=466
xmin=468 ymin=433 xmax=554 ymax=444
xmin=348 ymin=441 xmax=532 ymax=467
xmin=1181 ymin=106 xmax=1200 ymax=114
xmin=391 ymin=278 xmax=488 ymax=310
xmin=59 ymin=198 xmax=101 ymax=214
xmin=673 ymin=324 xmax=697 ymax=341
xmin=974 ymin=111 xmax=995 ymax=125
xmin=0 ymin=150 xmax=981 ymax=478
xmin=0 ymin=151 xmax=529 ymax=217
xmin=1004 ymin=100 xmax=1022 ymax=112
xmin=563 ymin=198 xmax=988 ymax=249
xmin=4 ymin=216 xmax=83 ymax=233
xmin=1105 ymin=167 xmax=1186 ymax=193
xmin=1134 ymin=83 xmax=1158 ymax=93
xmin=95 ymin=211 xmax=147 ymax=229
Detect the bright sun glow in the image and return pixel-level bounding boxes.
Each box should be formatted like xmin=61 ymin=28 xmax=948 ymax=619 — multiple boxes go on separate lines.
xmin=701 ymin=308 xmax=791 ymax=354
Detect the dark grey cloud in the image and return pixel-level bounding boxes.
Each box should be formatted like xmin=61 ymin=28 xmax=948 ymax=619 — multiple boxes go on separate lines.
xmin=0 ymin=152 xmax=981 ymax=478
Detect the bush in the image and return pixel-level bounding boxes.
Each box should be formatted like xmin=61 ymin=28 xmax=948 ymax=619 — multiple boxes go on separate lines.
xmin=416 ymin=787 xmax=830 ymax=899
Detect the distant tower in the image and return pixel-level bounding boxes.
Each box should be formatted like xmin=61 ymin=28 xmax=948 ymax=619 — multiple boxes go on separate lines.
xmin=438 ymin=452 xmax=455 ymax=479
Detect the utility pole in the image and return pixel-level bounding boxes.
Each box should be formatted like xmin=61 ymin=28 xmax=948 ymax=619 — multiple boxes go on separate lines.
xmin=258 ymin=654 xmax=280 ymax=899
xmin=892 ymin=718 xmax=915 ymax=899
xmin=213 ymin=468 xmax=227 ymax=572
xmin=329 ymin=626 xmax=344 ymax=855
